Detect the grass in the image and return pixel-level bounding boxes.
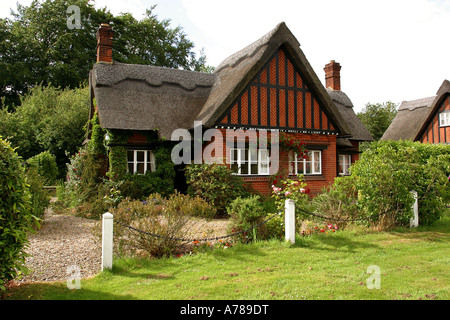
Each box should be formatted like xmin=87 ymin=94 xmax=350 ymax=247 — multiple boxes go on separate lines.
xmin=4 ymin=212 xmax=450 ymax=301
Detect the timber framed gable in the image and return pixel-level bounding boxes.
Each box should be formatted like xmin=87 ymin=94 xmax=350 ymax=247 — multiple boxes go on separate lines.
xmin=215 ymin=47 xmax=338 ymax=136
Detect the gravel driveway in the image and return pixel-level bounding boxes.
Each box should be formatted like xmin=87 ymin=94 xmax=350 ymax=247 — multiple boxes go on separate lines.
xmin=12 ymin=198 xmax=231 ymax=285
xmin=14 ymin=203 xmax=102 ymax=284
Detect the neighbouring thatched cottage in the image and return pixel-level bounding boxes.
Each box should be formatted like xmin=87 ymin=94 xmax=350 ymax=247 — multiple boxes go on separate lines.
xmin=382 ymin=80 xmax=450 ymax=143
xmin=88 ymin=22 xmax=372 ymax=196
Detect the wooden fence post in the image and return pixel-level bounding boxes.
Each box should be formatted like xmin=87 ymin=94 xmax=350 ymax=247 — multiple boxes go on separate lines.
xmin=102 ymin=212 xmax=113 ymax=270
xmin=285 ymin=199 xmax=295 ymax=244
xmin=410 ymin=191 xmax=419 ymax=228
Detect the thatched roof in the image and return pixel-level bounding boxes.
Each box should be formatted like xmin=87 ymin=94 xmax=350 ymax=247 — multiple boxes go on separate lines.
xmin=327 ymin=89 xmax=373 ymax=142
xmin=381 ymin=96 xmax=435 ymax=141
xmin=382 ymin=80 xmax=450 ymax=141
xmin=90 ymin=63 xmax=215 ymax=139
xmin=90 ymin=22 xmax=355 ymax=139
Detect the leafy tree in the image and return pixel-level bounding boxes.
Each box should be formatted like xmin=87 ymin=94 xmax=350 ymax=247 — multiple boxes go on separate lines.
xmin=0 ymin=84 xmax=90 ymax=177
xmin=0 ymin=0 xmax=211 ymax=109
xmin=357 ymin=101 xmax=398 ymax=141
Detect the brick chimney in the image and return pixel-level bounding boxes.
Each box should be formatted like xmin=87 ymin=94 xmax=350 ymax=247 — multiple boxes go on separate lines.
xmin=96 ymin=23 xmax=114 ymax=63
xmin=324 ymin=60 xmax=341 ymax=91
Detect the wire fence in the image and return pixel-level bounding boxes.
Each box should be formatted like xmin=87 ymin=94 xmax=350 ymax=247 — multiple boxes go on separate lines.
xmin=114 ymin=203 xmax=395 ymax=243
xmin=115 ymin=211 xmax=281 ymax=243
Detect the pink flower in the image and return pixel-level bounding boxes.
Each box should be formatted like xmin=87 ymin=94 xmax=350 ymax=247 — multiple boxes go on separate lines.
xmin=328 ymin=224 xmax=333 ymax=229
xmin=285 ymin=191 xmax=291 ymax=196
xmin=300 ymin=188 xmax=306 ymax=193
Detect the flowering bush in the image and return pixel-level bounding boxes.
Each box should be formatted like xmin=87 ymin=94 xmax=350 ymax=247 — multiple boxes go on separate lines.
xmin=278 ymin=133 xmax=308 ymax=158
xmin=266 ymin=175 xmax=311 ymax=239
xmin=271 ymin=175 xmax=310 ymax=217
xmin=65 ymin=146 xmax=88 ymax=196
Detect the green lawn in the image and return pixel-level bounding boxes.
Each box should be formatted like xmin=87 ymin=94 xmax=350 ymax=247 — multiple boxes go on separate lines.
xmin=5 ymin=212 xmax=450 ymax=301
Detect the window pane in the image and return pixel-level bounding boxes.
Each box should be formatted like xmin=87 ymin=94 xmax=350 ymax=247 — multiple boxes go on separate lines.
xmin=297 ymin=161 xmax=305 ymax=174
xmin=137 ymin=151 xmax=145 ymax=162
xmin=128 ymin=163 xmax=134 ymax=174
xmin=313 ymin=151 xmax=321 ymax=173
xmin=230 ymin=149 xmax=238 ymax=163
xmin=231 ymin=163 xmax=239 ymax=173
xmin=240 ymin=148 xmax=247 ymax=162
xmin=137 ymin=163 xmax=145 ymax=174
xmin=250 ymin=164 xmax=258 ymax=174
xmin=305 ymin=161 xmax=312 ymax=174
xmin=127 ymin=150 xmax=134 ymax=161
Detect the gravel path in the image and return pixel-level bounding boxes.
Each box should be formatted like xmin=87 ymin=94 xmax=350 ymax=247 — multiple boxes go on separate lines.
xmin=13 ymin=200 xmax=230 ymax=284
xmin=14 ymin=202 xmax=102 ymax=284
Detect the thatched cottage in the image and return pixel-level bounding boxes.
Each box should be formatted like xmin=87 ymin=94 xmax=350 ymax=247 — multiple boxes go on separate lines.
xmin=88 ymin=22 xmax=372 ymax=196
xmin=382 ymin=80 xmax=450 ymax=143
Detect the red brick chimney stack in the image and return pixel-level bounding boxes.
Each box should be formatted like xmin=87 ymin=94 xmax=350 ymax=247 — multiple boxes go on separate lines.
xmin=324 ymin=60 xmax=341 ymax=91
xmin=96 ymin=23 xmax=114 ymax=63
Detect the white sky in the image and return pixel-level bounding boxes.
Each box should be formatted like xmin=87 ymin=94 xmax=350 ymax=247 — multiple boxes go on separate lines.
xmin=1 ymin=0 xmax=450 ymax=113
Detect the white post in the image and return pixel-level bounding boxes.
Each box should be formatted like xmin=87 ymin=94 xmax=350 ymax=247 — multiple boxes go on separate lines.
xmin=102 ymin=212 xmax=114 ymax=270
xmin=410 ymin=191 xmax=419 ymax=228
xmin=285 ymin=199 xmax=295 ymax=244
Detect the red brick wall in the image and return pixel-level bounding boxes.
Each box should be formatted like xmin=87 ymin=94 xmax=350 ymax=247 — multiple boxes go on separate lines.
xmin=202 ymin=129 xmax=337 ymax=197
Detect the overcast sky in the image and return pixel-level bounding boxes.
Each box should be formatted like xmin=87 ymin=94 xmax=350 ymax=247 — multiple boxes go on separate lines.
xmin=2 ymin=0 xmax=450 ymax=113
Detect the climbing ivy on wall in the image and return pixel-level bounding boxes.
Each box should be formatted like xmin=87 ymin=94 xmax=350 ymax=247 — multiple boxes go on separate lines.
xmin=105 ymin=129 xmax=176 ymax=199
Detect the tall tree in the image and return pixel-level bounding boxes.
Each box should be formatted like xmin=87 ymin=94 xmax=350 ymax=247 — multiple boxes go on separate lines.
xmin=0 ymin=0 xmax=211 ymax=109
xmin=0 ymin=84 xmax=90 ymax=177
xmin=357 ymin=101 xmax=398 ymax=141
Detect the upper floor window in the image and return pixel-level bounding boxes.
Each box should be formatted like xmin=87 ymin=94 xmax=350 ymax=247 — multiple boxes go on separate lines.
xmin=230 ymin=148 xmax=270 ymax=175
xmin=127 ymin=149 xmax=156 ymax=174
xmin=439 ymin=110 xmax=450 ymax=127
xmin=289 ymin=150 xmax=322 ymax=175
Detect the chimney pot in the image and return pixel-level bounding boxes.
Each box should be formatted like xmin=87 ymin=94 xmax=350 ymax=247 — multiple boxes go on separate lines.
xmin=96 ymin=23 xmax=114 ymax=64
xmin=324 ymin=60 xmax=341 ymax=91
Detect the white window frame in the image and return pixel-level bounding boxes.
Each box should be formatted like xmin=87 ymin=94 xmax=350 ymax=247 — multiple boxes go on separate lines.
xmin=126 ymin=149 xmax=156 ymax=174
xmin=230 ymin=148 xmax=270 ymax=175
xmin=339 ymin=154 xmax=352 ymax=176
xmin=289 ymin=150 xmax=322 ymax=175
xmin=439 ymin=110 xmax=450 ymax=127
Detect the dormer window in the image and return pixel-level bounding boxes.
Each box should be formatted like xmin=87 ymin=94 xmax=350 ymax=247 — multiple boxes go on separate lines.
xmin=439 ymin=110 xmax=450 ymax=127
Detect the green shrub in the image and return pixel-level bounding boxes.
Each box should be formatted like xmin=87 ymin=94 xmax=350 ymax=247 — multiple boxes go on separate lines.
xmin=27 ymin=150 xmax=58 ymax=185
xmin=226 ymin=195 xmax=268 ymax=242
xmin=314 ymin=140 xmax=450 ymax=229
xmin=110 ymin=192 xmax=216 ymax=257
xmin=0 ymin=137 xmax=39 ymax=291
xmin=265 ymin=213 xmax=285 ymax=239
xmin=185 ymin=163 xmax=250 ymax=215
xmin=25 ymin=167 xmax=50 ymax=220
xmin=311 ymin=177 xmax=360 ymax=230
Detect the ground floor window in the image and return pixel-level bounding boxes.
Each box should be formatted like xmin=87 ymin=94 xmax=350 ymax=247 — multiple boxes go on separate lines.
xmin=230 ymin=148 xmax=270 ymax=175
xmin=127 ymin=149 xmax=156 ymax=174
xmin=339 ymin=154 xmax=352 ymax=175
xmin=289 ymin=150 xmax=322 ymax=175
